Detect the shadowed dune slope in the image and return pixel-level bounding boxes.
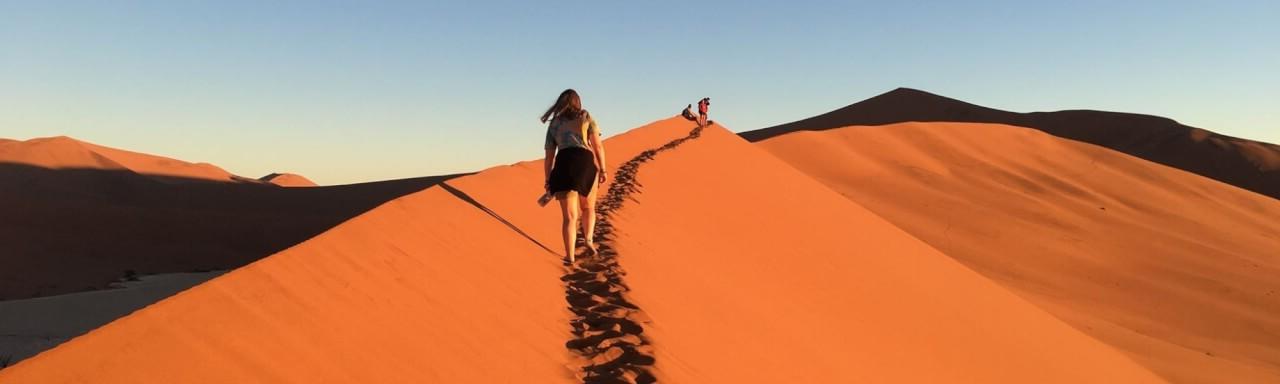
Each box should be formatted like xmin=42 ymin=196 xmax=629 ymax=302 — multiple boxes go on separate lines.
xmin=740 ymin=88 xmax=1280 ymax=200
xmin=1 ymin=117 xmax=1165 ymax=382
xmin=0 ymin=163 xmax=459 ymax=299
xmin=0 ymin=187 xmax=574 ymax=383
xmin=757 ymin=122 xmax=1280 ymax=383
xmin=0 ymin=135 xmax=458 ymax=299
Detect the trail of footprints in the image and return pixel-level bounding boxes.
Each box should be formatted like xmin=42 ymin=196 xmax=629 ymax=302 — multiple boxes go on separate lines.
xmin=562 ymin=123 xmax=705 ymax=384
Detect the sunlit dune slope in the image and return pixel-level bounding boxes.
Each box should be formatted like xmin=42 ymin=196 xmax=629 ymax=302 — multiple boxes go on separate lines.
xmin=597 ymin=121 xmax=1163 ymax=382
xmin=0 ymin=118 xmax=1165 ymax=383
xmin=757 ymin=122 xmax=1280 ymax=383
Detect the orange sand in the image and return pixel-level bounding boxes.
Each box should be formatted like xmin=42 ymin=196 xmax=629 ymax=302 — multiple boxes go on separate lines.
xmin=604 ymin=121 xmax=1163 ymax=382
xmin=758 ymin=122 xmax=1280 ymax=383
xmin=0 ymin=118 xmax=1167 ymax=382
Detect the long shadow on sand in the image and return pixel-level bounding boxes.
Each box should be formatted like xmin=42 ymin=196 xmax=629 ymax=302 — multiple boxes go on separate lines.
xmin=438 ymin=182 xmax=558 ymax=255
xmin=561 ymin=123 xmax=705 ymax=384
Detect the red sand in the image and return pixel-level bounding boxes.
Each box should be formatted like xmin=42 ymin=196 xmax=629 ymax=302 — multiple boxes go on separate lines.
xmin=758 ymin=122 xmax=1280 ymax=383
xmin=1 ymin=118 xmax=1166 ymax=382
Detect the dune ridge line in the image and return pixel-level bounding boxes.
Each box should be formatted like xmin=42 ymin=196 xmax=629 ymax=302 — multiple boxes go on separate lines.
xmin=563 ymin=123 xmax=706 ymax=383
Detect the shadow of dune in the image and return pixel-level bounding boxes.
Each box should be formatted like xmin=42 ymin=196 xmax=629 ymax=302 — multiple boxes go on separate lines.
xmin=739 ymin=88 xmax=1280 ymax=201
xmin=0 ymin=162 xmax=465 ymax=300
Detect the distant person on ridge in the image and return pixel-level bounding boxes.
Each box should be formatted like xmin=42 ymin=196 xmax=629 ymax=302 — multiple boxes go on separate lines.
xmin=681 ymin=104 xmax=696 ymax=121
xmin=539 ymin=89 xmax=608 ymax=265
xmin=697 ymin=97 xmax=710 ymax=126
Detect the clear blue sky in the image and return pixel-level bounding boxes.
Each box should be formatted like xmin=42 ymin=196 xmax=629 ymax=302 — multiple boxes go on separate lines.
xmin=2 ymin=1 xmax=1276 ymax=185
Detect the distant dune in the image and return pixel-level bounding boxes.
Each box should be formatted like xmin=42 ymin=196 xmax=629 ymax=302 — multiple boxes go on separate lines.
xmin=0 ymin=136 xmax=236 ymax=183
xmin=0 ymin=137 xmax=461 ymax=299
xmin=740 ymin=88 xmax=1280 ymax=200
xmin=0 ymin=118 xmax=1165 ymax=383
xmin=758 ymin=122 xmax=1280 ymax=383
xmin=259 ymin=172 xmax=318 ymax=187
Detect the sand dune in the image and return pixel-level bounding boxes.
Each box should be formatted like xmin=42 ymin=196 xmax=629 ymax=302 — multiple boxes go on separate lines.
xmin=259 ymin=172 xmax=318 ymax=187
xmin=0 ymin=136 xmax=236 ymax=182
xmin=598 ymin=121 xmax=1163 ymax=383
xmin=740 ymin=88 xmax=1280 ymax=200
xmin=0 ymin=117 xmax=1169 ymax=382
xmin=758 ymin=122 xmax=1280 ymax=383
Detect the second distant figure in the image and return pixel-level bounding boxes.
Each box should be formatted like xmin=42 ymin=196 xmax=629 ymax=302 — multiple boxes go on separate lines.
xmin=697 ymin=97 xmax=710 ymax=127
xmin=541 ymin=89 xmax=609 ymax=265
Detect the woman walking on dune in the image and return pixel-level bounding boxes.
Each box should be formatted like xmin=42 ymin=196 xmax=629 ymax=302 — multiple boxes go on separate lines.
xmin=541 ymin=89 xmax=608 ymax=264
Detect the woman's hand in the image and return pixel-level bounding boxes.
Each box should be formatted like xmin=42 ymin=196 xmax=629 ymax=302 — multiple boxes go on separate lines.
xmin=598 ymin=170 xmax=608 ymax=184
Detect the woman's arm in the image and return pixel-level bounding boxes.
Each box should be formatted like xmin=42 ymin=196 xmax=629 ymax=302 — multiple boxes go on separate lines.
xmin=589 ymin=119 xmax=607 ymax=183
xmin=544 ymin=124 xmax=556 ymax=190
xmin=544 ymin=148 xmax=555 ymax=189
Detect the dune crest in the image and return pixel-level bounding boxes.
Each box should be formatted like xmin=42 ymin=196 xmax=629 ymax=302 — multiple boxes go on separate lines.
xmin=0 ymin=136 xmax=235 ymax=182
xmin=758 ymin=122 xmax=1280 ymax=383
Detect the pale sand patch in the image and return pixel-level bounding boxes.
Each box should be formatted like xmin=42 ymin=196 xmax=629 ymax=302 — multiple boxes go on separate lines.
xmin=0 ymin=271 xmax=223 ymax=366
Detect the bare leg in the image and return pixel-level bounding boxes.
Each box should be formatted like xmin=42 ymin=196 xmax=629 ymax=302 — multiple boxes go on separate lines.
xmin=558 ymin=191 xmax=580 ymax=264
xmin=579 ymin=183 xmax=600 ymax=256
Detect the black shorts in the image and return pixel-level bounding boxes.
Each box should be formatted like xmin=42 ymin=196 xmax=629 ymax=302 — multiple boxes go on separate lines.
xmin=548 ymin=147 xmax=598 ymax=196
